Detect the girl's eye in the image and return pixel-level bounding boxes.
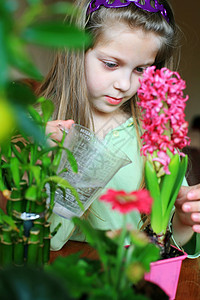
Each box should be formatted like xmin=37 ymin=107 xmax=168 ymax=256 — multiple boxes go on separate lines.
xmin=103 ymin=61 xmax=118 ymax=69
xmin=135 ymin=67 xmax=146 ymax=74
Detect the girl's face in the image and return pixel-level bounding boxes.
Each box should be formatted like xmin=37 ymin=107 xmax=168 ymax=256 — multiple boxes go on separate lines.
xmin=85 ymin=23 xmax=161 ymax=116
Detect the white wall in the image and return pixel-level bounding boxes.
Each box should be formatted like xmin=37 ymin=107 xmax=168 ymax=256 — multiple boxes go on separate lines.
xmin=173 ymin=0 xmax=200 ymax=124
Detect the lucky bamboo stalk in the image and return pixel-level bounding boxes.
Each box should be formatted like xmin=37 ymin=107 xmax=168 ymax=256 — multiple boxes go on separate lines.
xmin=43 ymin=222 xmax=51 ymax=264
xmin=1 ymin=225 xmax=13 ymax=266
xmin=26 ymin=227 xmax=40 ymax=265
xmin=37 ymin=243 xmax=44 ymax=266
xmin=13 ymin=238 xmax=24 ymax=266
xmin=33 ymin=218 xmax=45 ymax=265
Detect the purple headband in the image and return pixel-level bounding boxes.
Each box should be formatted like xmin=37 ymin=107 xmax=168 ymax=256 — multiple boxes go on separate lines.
xmin=87 ymin=0 xmax=169 ymax=23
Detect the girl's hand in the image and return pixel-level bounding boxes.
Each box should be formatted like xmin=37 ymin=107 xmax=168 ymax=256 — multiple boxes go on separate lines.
xmin=175 ymin=184 xmax=200 ymax=233
xmin=46 ymin=119 xmax=74 ymax=145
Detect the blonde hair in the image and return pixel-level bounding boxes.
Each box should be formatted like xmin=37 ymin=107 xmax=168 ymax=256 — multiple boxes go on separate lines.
xmin=38 ymin=0 xmax=181 ymax=126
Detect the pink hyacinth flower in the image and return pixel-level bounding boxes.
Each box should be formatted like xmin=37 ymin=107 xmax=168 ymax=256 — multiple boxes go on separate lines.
xmin=137 ymin=66 xmax=190 ymax=174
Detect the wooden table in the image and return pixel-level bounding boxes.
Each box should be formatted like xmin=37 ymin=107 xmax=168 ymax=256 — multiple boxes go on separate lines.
xmin=50 ymin=241 xmax=200 ymax=300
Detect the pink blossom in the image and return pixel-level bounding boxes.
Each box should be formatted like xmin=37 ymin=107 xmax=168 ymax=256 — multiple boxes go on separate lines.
xmin=99 ymin=189 xmax=153 ymax=214
xmin=137 ymin=66 xmax=190 ymax=173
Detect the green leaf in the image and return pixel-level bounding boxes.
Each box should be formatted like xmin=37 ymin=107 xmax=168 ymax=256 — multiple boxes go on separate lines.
xmin=29 ymin=165 xmax=41 ymax=185
xmin=160 ymin=153 xmax=180 ymax=214
xmin=41 ymin=99 xmax=54 ymax=123
xmin=22 ymin=21 xmax=91 ymax=49
xmin=27 ymin=105 xmax=43 ymax=123
xmin=145 ymin=160 xmax=162 ymax=233
xmin=63 ymin=148 xmax=78 ymax=173
xmin=0 ymin=266 xmax=73 ymax=299
xmin=47 ymin=2 xmax=79 ymax=17
xmin=7 ymin=81 xmax=37 ymax=106
xmin=138 ymin=243 xmax=160 ymax=270
xmin=45 ymin=254 xmax=98 ymax=298
xmin=45 ymin=175 xmax=82 ymax=209
xmin=163 ymin=155 xmax=188 ymax=230
xmin=26 ymin=0 xmax=43 ymax=5
xmin=7 ymin=36 xmax=43 ymax=81
xmin=0 ymin=167 xmax=7 ymax=190
xmin=0 ymin=20 xmax=9 ymax=88
xmin=25 ymin=185 xmax=38 ymax=201
xmin=13 ymin=104 xmax=46 ymax=146
xmin=73 ymin=217 xmax=116 ymax=260
xmin=0 ymin=208 xmax=18 ymax=230
xmin=10 ymin=156 xmax=20 ymax=188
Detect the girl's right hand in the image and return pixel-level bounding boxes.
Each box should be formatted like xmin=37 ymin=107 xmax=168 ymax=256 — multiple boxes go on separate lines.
xmin=46 ymin=119 xmax=74 ymax=145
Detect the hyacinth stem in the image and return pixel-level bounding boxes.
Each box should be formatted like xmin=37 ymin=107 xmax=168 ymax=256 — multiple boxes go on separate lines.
xmin=114 ymin=215 xmax=127 ymax=291
xmin=1 ymin=226 xmax=13 ymax=266
xmin=27 ymin=227 xmax=40 ymax=265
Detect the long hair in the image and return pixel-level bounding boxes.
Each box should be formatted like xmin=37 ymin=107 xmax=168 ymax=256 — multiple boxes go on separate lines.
xmin=37 ymin=0 xmax=181 ymax=127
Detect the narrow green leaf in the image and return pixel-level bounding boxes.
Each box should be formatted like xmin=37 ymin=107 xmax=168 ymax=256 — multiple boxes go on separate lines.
xmin=163 ymin=155 xmax=188 ymax=230
xmin=27 ymin=105 xmax=43 ymax=124
xmin=13 ymin=104 xmax=46 ymax=146
xmin=0 ymin=167 xmax=7 ymax=190
xmin=25 ymin=185 xmax=38 ymax=201
xmin=8 ymin=36 xmax=43 ymax=80
xmin=72 ymin=217 xmax=114 ymax=260
xmin=41 ymin=99 xmax=54 ymax=123
xmin=64 ymin=148 xmax=78 ymax=173
xmin=0 ymin=208 xmax=18 ymax=230
xmin=145 ymin=160 xmax=162 ymax=233
xmin=22 ymin=22 xmax=91 ymax=49
xmin=29 ymin=165 xmax=41 ymax=185
xmin=45 ymin=175 xmax=82 ymax=209
xmin=160 ymin=154 xmax=180 ymax=214
xmin=10 ymin=157 xmax=20 ymax=188
xmin=7 ymin=81 xmax=37 ymax=106
xmin=11 ymin=144 xmax=25 ymax=165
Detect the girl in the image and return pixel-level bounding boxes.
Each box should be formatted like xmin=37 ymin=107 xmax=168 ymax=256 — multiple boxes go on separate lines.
xmin=39 ymin=0 xmax=200 ymax=257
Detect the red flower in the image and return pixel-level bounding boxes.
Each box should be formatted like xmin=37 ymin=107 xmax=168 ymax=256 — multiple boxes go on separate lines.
xmin=99 ymin=189 xmax=152 ymax=214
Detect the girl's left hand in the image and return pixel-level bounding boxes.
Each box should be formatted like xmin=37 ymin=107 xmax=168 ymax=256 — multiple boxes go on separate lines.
xmin=175 ymin=184 xmax=200 ymax=233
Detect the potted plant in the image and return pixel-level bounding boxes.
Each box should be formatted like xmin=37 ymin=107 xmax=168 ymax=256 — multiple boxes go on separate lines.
xmin=0 ymin=0 xmax=91 ymax=267
xmin=0 ymin=96 xmax=82 ymax=266
xmin=46 ymin=189 xmax=168 ymax=300
xmin=137 ymin=66 xmax=190 ymax=299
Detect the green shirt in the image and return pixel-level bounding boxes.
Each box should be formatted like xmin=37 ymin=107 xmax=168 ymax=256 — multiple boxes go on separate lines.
xmin=49 ymin=118 xmax=200 ymax=258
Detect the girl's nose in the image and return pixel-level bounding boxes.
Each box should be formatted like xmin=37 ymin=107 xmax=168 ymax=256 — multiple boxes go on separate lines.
xmin=113 ymin=72 xmax=132 ymax=92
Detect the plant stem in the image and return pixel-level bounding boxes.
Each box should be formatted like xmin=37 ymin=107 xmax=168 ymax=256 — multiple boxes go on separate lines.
xmin=114 ymin=215 xmax=127 ymax=292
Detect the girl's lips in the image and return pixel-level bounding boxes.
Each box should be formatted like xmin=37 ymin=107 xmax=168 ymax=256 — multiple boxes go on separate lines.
xmin=105 ymin=96 xmax=123 ymax=105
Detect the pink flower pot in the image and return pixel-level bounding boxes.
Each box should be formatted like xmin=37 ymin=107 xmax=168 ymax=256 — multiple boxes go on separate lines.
xmin=144 ymin=246 xmax=187 ymax=300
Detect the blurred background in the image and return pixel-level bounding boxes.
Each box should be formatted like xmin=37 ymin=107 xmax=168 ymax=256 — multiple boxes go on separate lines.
xmin=15 ymin=0 xmax=200 ymax=125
